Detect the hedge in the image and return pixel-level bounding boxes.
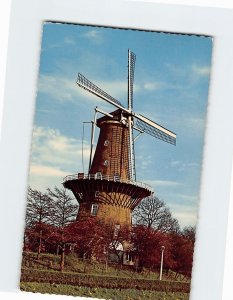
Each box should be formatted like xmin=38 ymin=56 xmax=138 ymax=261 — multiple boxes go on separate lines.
xmin=21 ymin=268 xmax=190 ymax=293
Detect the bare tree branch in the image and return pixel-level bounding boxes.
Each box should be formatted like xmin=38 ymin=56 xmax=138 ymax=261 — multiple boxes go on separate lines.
xmin=132 ymin=196 xmax=180 ymax=233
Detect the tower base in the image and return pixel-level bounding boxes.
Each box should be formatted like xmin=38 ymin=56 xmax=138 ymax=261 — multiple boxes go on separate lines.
xmin=63 ymin=173 xmax=152 ymax=227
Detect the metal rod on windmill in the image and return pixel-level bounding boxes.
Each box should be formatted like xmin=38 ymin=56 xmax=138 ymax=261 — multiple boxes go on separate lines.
xmin=88 ymin=109 xmax=98 ymax=173
xmin=88 ymin=106 xmax=114 ymax=172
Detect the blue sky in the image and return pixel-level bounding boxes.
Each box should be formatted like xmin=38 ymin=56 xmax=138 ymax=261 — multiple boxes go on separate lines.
xmin=28 ymin=22 xmax=212 ymax=228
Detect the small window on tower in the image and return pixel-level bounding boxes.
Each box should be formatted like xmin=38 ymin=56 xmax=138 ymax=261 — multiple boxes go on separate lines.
xmin=104 ymin=160 xmax=109 ymax=166
xmin=77 ymin=192 xmax=83 ymax=200
xmin=95 ymin=191 xmax=100 ymax=197
xmin=114 ymin=224 xmax=121 ymax=236
xmin=114 ymin=173 xmax=120 ymax=181
xmin=104 ymin=140 xmax=109 ymax=146
xmin=96 ymin=172 xmax=102 ymax=179
xmin=91 ymin=204 xmax=99 ymax=216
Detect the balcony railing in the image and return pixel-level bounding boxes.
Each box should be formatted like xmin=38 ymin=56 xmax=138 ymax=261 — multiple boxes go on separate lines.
xmin=62 ymin=173 xmax=152 ymax=191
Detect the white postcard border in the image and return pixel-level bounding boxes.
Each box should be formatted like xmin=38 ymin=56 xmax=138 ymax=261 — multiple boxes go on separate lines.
xmin=1 ymin=1 xmax=233 ymax=299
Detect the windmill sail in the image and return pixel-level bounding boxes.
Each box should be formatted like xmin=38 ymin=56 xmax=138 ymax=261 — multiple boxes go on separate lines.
xmin=128 ymin=50 xmax=136 ymax=111
xmin=77 ymin=73 xmax=125 ymax=109
xmin=128 ymin=50 xmax=137 ymax=181
xmin=134 ymin=113 xmax=176 ymax=145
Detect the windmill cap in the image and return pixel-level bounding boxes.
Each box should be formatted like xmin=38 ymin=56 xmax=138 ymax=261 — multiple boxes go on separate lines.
xmin=96 ymin=109 xmax=127 ymax=127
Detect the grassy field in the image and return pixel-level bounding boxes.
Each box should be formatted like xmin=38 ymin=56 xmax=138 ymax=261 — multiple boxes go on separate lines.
xmin=20 ymin=252 xmax=190 ymax=299
xmin=21 ymin=282 xmax=189 ymax=300
xmin=21 ymin=252 xmax=189 ymax=282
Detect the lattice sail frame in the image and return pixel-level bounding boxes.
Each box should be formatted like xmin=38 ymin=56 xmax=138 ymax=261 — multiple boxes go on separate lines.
xmin=128 ymin=50 xmax=136 ymax=110
xmin=135 ymin=117 xmax=176 ymax=145
xmin=77 ymin=73 xmax=124 ymax=108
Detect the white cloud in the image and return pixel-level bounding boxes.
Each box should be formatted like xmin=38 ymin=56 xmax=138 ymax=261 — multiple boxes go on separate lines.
xmin=31 ymin=126 xmax=90 ymax=167
xmin=64 ymin=37 xmax=76 ymax=45
xmin=171 ymin=160 xmax=199 ymax=171
xmin=165 ymin=63 xmax=186 ymax=77
xmin=38 ymin=74 xmax=128 ymax=107
xmin=177 ymin=194 xmax=198 ymax=203
xmin=145 ymin=179 xmax=181 ymax=188
xmin=97 ymin=80 xmax=127 ymax=101
xmin=173 ymin=210 xmax=197 ymax=228
xmin=38 ymin=75 xmax=76 ymax=101
xmin=143 ymin=81 xmax=163 ymax=91
xmin=166 ymin=62 xmax=210 ymax=78
xmin=187 ymin=117 xmax=206 ymax=131
xmin=42 ymin=36 xmax=76 ymax=51
xmin=171 ymin=114 xmax=206 ymax=138
xmin=30 ymin=165 xmax=67 ymax=177
xmin=165 ymin=62 xmax=211 ymax=89
xmin=170 ymin=160 xmax=180 ymax=167
xmin=169 ymin=203 xmax=198 ymax=228
xmin=82 ymin=30 xmax=103 ymax=44
xmin=28 ymin=126 xmax=91 ymax=191
xmin=192 ymin=64 xmax=210 ymax=76
xmin=136 ymin=154 xmax=153 ymax=170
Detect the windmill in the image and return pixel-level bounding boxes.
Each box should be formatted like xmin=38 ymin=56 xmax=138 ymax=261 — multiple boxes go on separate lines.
xmin=63 ymin=50 xmax=176 ymax=227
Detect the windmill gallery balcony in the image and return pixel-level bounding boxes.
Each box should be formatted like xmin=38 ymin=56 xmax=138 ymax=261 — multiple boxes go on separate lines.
xmin=62 ymin=172 xmax=153 ymax=211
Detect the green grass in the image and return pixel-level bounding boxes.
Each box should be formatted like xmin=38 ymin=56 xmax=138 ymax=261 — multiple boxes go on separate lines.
xmin=20 ymin=282 xmax=189 ymax=300
xmin=21 ymin=252 xmax=189 ymax=282
xmin=21 ymin=252 xmax=190 ymax=299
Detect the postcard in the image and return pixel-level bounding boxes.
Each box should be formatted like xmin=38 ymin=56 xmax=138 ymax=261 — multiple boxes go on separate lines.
xmin=19 ymin=22 xmax=212 ymax=300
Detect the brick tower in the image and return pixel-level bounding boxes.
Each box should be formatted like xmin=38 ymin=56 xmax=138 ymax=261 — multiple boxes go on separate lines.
xmin=63 ymin=109 xmax=152 ymax=227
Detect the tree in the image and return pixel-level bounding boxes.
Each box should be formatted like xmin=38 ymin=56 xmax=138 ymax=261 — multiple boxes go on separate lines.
xmin=47 ymin=187 xmax=78 ymax=271
xmin=64 ymin=217 xmax=105 ymax=272
xmin=132 ymin=196 xmax=180 ymax=233
xmin=25 ymin=187 xmax=54 ymax=258
xmin=130 ymin=225 xmax=175 ymax=272
xmin=100 ymin=222 xmax=130 ymax=267
xmin=170 ymin=232 xmax=194 ymax=277
xmin=24 ymin=222 xmax=56 ymax=254
xmin=65 ymin=218 xmax=130 ymax=272
xmin=181 ymin=226 xmax=196 ymax=245
xmin=25 ymin=187 xmax=54 ymax=227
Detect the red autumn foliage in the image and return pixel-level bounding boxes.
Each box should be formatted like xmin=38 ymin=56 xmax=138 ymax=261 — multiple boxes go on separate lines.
xmin=24 ymin=187 xmax=195 ymax=276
